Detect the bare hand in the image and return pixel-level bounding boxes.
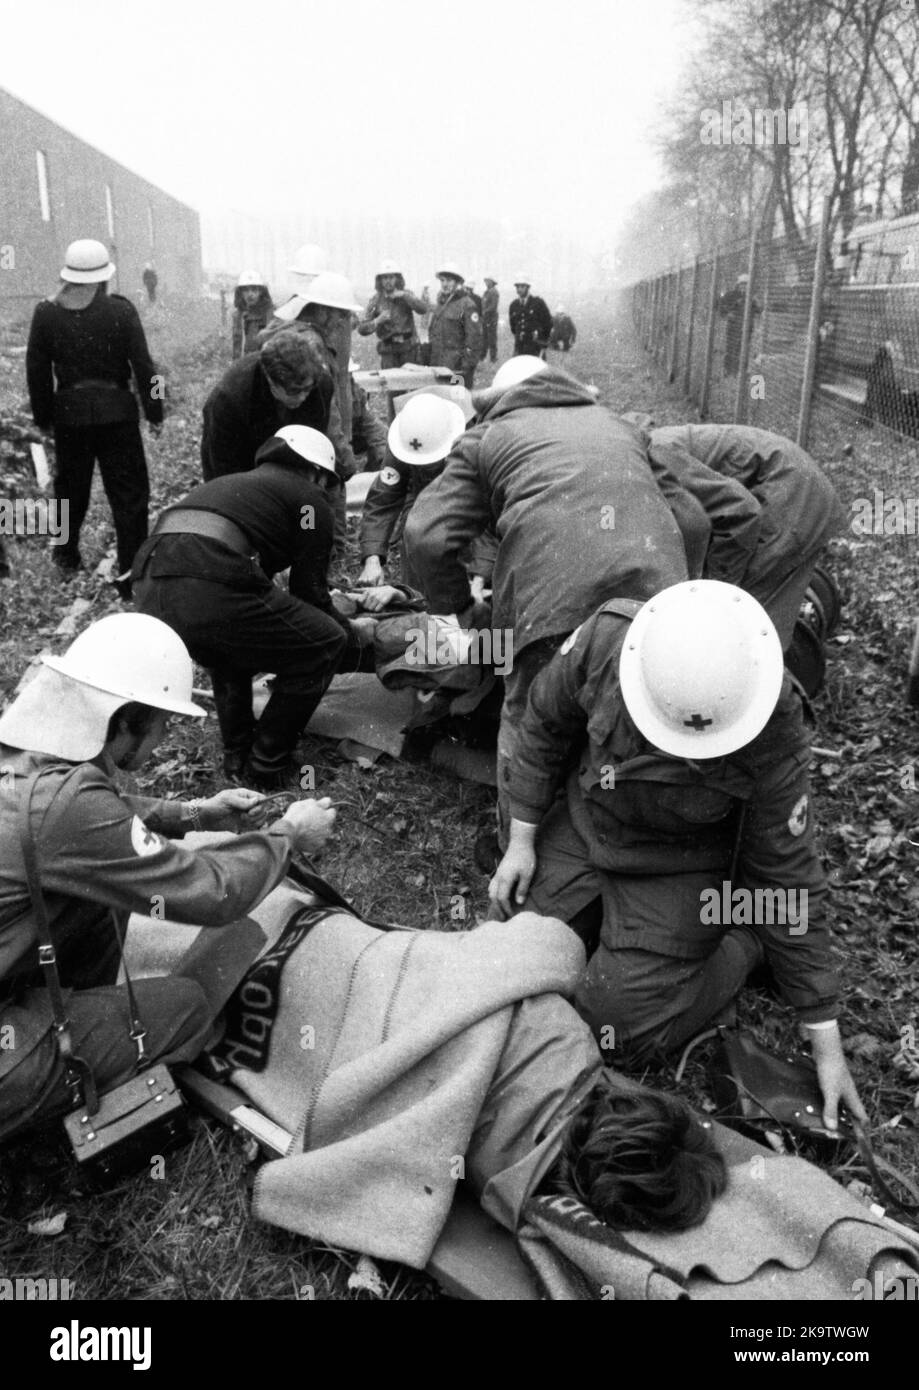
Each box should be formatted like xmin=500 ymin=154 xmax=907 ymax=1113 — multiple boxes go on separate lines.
xmin=357 ymin=584 xmax=400 ymax=613
xmin=488 ymin=843 xmax=537 ymax=918
xmin=358 ymin=556 xmax=384 ymax=586
xmin=808 ymin=1026 xmax=868 ymax=1132
xmin=198 ymin=787 xmax=265 ymax=831
xmin=277 ymin=796 xmax=337 ymax=855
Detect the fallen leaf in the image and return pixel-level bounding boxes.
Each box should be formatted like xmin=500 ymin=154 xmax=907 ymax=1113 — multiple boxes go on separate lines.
xmin=347 ymin=1254 xmax=386 ymax=1298
xmin=27 ymin=1211 xmax=67 ymax=1237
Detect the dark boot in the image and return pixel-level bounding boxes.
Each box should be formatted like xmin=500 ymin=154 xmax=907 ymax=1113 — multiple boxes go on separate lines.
xmin=210 ymin=667 xmax=255 ymax=775
xmin=246 ymin=690 xmax=321 ymax=785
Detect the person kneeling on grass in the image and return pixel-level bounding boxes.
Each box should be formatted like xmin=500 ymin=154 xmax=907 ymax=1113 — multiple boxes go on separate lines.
xmin=0 ymin=613 xmax=336 ymax=1143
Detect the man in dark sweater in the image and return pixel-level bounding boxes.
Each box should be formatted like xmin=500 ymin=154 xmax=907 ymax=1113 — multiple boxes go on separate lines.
xmin=26 ymin=238 xmax=163 ymax=586
xmin=133 ymin=427 xmax=368 ymax=788
xmin=200 ymin=330 xmax=333 ymax=481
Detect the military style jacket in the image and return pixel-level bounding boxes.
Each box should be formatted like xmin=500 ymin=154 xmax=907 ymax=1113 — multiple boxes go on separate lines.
xmin=506 ymin=601 xmax=838 ymax=1024
xmin=358 ymin=276 xmax=428 ymax=344
xmin=428 ymin=289 xmax=483 ymax=375
xmin=508 ymin=294 xmax=553 ymax=353
xmin=404 ymin=369 xmax=686 ymax=651
xmin=0 ymin=748 xmax=297 ymax=1073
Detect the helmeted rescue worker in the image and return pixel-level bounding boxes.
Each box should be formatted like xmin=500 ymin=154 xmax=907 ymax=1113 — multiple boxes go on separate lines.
xmin=200 ymin=328 xmax=333 ymax=482
xmin=488 ymin=580 xmax=868 ymax=1134
xmin=481 ymin=277 xmax=499 ymax=362
xmin=508 ymin=277 xmax=553 ymax=357
xmin=231 ymin=269 xmax=274 ymax=359
xmin=133 ymin=426 xmax=369 ymax=788
xmin=427 ymin=262 xmax=483 ymax=390
xmin=26 ymin=238 xmax=163 ymax=589
xmin=357 ymin=259 xmax=428 ymax=368
xmin=358 ymin=392 xmax=471 ymax=590
xmin=646 ymin=423 xmax=842 ymax=649
xmin=404 ymin=355 xmax=688 ymax=840
xmin=0 ymin=613 xmax=336 ymax=1142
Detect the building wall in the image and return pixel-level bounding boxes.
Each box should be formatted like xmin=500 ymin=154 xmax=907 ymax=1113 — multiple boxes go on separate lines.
xmin=0 ymin=87 xmax=202 ymax=317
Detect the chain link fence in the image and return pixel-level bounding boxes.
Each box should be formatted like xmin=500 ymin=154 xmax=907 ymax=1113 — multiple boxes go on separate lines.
xmin=630 ymin=202 xmax=919 ymax=639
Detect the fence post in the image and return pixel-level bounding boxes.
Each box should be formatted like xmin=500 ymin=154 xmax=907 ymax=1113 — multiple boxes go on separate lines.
xmin=699 ymin=251 xmax=720 ymax=419
xmin=797 ymin=196 xmax=831 ymax=449
xmin=732 ymin=235 xmax=759 ymax=424
xmin=682 ymin=257 xmax=700 ymax=398
xmin=649 ymin=275 xmax=662 ymax=354
xmin=751 ymin=233 xmax=774 ymax=428
xmin=668 ymin=266 xmax=683 ymax=383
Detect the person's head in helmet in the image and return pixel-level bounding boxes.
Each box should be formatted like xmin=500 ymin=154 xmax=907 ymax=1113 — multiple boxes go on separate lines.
xmin=514 ymin=279 xmax=531 ymax=300
xmin=255 ymin=425 xmax=339 ymax=491
xmin=260 ymin=329 xmax=325 ymax=408
xmin=387 ymin=393 xmax=467 ymax=468
xmin=0 ymin=614 xmax=205 ymax=771
xmin=301 ymin=270 xmax=362 ymax=336
xmin=437 ymin=261 xmax=464 ymax=297
xmin=235 ymin=269 xmax=270 ymax=312
xmin=377 ymin=259 xmax=404 ymax=296
xmin=618 ymin=580 xmax=784 ymax=763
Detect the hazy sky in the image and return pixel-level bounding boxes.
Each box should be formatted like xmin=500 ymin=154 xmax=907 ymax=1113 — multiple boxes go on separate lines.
xmin=1 ymin=0 xmax=691 ymax=249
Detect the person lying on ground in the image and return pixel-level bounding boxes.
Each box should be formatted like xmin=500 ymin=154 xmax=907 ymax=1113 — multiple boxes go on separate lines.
xmin=488 ymin=579 xmax=867 ymax=1134
xmin=0 ymin=613 xmax=337 ymax=1144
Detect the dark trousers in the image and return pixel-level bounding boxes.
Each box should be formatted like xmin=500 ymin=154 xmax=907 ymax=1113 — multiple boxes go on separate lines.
xmin=53 ymin=420 xmax=150 ymax=574
xmin=135 ymin=572 xmax=349 ymax=776
xmin=0 ymin=902 xmax=210 ymax=1142
xmin=481 ymin=318 xmax=498 ymax=361
xmin=379 ymin=342 xmax=417 ymax=368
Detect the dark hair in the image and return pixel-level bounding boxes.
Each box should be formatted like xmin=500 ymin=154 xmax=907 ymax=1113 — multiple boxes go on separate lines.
xmin=260 ymin=328 xmax=325 ymax=393
xmin=543 ymin=1086 xmax=727 ymax=1233
xmin=105 ymin=701 xmax=163 ymax=743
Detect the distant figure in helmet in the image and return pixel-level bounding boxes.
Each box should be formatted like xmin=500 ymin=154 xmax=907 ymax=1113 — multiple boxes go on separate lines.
xmin=509 ymin=279 xmax=553 ymax=358
xmin=26 ymin=238 xmax=163 ymax=592
xmin=464 ymin=278 xmax=483 ymax=314
xmin=549 ymin=305 xmax=577 ymax=352
xmin=357 ymin=260 xmax=428 ymax=368
xmin=488 ymin=579 xmax=867 ymax=1138
xmin=481 ymin=277 xmax=499 ymax=362
xmin=142 ymin=263 xmax=158 ymax=304
xmin=357 ymin=390 xmax=495 ymax=592
xmin=426 ymin=262 xmax=483 ymax=389
xmin=0 ymin=611 xmax=337 ymax=1142
xmin=133 ymin=426 xmax=371 ymax=788
xmin=232 ymin=271 xmax=274 ymax=359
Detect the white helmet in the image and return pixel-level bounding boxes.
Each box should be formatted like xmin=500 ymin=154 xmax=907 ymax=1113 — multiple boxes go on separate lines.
xmin=513 ymin=275 xmax=532 ymax=287
xmin=378 ymin=259 xmax=401 ymax=276
xmin=61 ymin=239 xmax=115 ymax=284
xmin=0 ymin=614 xmax=204 ymax=762
xmin=237 ymin=268 xmax=264 ymax=288
xmin=618 ymin=581 xmax=784 ymax=759
xmin=289 ymin=243 xmax=328 ymax=278
xmin=437 ymin=260 xmax=464 ymax=282
xmin=273 ymin=425 xmax=337 ymax=474
xmin=492 ymin=356 xmax=549 ymax=390
xmin=303 ymin=270 xmax=362 ymax=314
xmin=387 ymin=393 xmax=466 ymax=465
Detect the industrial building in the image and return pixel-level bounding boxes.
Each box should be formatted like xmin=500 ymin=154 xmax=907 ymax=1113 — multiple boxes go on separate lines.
xmin=0 ymin=85 xmax=202 ymax=318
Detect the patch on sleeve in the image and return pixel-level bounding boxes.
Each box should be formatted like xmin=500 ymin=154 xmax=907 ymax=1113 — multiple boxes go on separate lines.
xmin=787 ymin=794 xmax=809 ymax=837
xmin=470 ymin=312 xmax=480 ymax=323
xmin=130 ymin=815 xmax=166 ymax=857
xmin=560 ymin=625 xmax=582 ymax=656
xmin=379 ymin=466 xmax=400 ymax=486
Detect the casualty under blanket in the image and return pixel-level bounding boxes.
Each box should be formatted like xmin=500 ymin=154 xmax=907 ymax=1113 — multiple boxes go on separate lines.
xmin=204 ymin=892 xmax=919 ymax=1297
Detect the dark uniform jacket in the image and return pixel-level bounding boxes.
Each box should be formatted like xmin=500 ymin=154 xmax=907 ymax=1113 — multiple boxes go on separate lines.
xmin=507 ymin=601 xmax=839 ymax=1024
xmin=26 ymin=292 xmax=163 ymax=431
xmin=428 ymin=288 xmax=483 ymax=376
xmin=232 ymin=286 xmax=274 ymax=359
xmin=649 ymin=424 xmax=841 ymax=584
xmin=508 ymin=294 xmax=553 ymax=354
xmin=134 ymin=446 xmax=346 ymax=626
xmin=200 ymin=354 xmax=333 ymax=481
xmin=403 ymin=369 xmax=687 ymax=652
xmin=360 ymin=459 xmax=443 ymax=561
xmin=482 ymin=286 xmax=499 ymax=322
xmin=0 ymin=747 xmax=297 ymax=1076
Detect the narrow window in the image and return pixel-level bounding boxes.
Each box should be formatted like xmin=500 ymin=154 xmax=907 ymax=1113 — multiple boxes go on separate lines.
xmin=105 ymin=184 xmax=115 ymax=238
xmin=36 ymin=150 xmax=51 ymax=221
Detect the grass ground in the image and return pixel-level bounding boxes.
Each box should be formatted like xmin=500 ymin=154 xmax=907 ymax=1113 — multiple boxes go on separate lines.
xmin=0 ymin=296 xmax=917 ymax=1300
